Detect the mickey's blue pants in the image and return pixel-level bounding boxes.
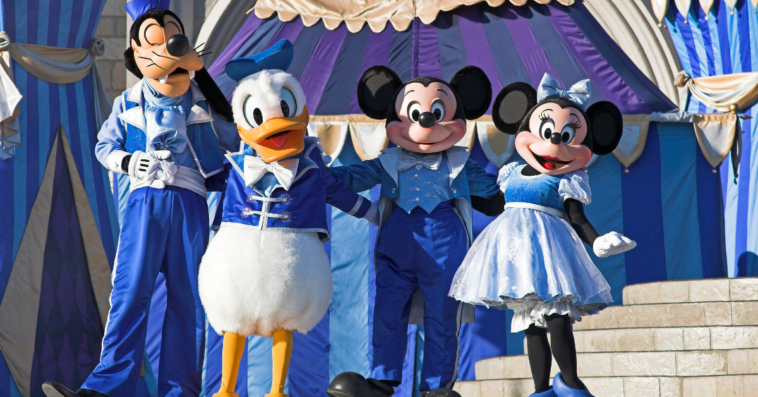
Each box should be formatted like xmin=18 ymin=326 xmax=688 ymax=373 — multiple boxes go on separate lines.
xmin=372 ymin=201 xmax=467 ymax=391
xmin=81 ymin=186 xmax=208 ymax=397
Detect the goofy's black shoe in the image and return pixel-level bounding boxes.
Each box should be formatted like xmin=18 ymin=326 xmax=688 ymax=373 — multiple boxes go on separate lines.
xmin=41 ymin=382 xmax=108 ymax=397
xmin=421 ymin=389 xmax=462 ymax=397
xmin=327 ymin=372 xmax=395 ymax=397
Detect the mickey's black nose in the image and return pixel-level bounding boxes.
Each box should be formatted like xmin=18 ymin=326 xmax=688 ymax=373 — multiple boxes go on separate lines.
xmin=166 ymin=34 xmax=190 ymax=57
xmin=550 ymin=132 xmax=562 ymax=145
xmin=419 ymin=112 xmax=436 ymax=128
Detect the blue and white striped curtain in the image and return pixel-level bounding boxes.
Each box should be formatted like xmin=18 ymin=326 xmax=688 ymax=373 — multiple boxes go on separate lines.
xmin=664 ymin=0 xmax=758 ymax=277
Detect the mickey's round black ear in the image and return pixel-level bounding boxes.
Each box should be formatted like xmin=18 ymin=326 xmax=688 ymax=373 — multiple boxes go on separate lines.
xmin=492 ymin=82 xmax=537 ymax=135
xmin=449 ymin=66 xmax=492 ymax=120
xmin=357 ymin=66 xmax=403 ymax=120
xmin=586 ymin=101 xmax=623 ymax=155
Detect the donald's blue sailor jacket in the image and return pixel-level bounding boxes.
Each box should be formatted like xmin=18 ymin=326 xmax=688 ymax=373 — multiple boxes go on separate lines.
xmin=214 ymin=138 xmax=371 ymax=242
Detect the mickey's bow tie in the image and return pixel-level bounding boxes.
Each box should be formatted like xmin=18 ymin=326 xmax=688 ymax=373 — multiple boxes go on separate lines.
xmin=397 ymin=151 xmax=442 ymax=171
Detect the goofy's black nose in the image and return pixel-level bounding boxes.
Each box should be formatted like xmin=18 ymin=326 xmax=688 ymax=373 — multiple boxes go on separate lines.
xmin=550 ymin=132 xmax=562 ymax=145
xmin=419 ymin=112 xmax=436 ymax=128
xmin=166 ymin=34 xmax=190 ymax=57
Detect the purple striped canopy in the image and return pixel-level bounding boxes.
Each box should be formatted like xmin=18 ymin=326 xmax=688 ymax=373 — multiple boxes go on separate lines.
xmin=209 ymin=1 xmax=677 ymax=116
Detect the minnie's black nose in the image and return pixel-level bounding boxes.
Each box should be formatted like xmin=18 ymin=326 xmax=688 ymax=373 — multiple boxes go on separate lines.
xmin=419 ymin=112 xmax=436 ymax=128
xmin=166 ymin=34 xmax=190 ymax=57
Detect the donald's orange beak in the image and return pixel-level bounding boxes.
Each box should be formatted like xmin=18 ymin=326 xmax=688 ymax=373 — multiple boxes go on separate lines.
xmin=237 ymin=107 xmax=310 ymax=163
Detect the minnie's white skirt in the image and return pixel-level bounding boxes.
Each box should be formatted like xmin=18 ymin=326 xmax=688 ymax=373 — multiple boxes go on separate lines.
xmin=449 ymin=208 xmax=612 ymax=332
xmin=199 ymin=224 xmax=333 ymax=337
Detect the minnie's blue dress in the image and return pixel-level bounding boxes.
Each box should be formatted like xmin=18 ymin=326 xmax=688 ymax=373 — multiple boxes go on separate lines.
xmin=449 ymin=162 xmax=612 ymax=332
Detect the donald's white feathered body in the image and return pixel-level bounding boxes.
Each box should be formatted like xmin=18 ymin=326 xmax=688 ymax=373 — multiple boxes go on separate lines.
xmin=198 ymin=68 xmax=332 ymax=338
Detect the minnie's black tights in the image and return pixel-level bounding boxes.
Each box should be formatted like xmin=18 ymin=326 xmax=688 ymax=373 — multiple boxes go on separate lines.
xmin=524 ymin=314 xmax=582 ymax=393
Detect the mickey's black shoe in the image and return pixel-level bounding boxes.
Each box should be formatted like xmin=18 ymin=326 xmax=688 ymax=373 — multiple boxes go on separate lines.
xmin=420 ymin=389 xmax=462 ymax=397
xmin=327 ymin=372 xmax=395 ymax=397
xmin=41 ymin=382 xmax=108 ymax=397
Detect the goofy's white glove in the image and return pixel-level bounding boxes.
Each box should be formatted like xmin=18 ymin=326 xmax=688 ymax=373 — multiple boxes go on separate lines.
xmin=128 ymin=151 xmax=160 ymax=179
xmin=364 ymin=201 xmax=380 ymax=227
xmin=593 ymin=231 xmax=637 ymax=258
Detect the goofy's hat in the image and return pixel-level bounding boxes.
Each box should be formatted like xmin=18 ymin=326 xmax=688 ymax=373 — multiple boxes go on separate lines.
xmin=125 ymin=0 xmax=170 ymax=21
xmin=225 ymin=39 xmax=294 ymax=82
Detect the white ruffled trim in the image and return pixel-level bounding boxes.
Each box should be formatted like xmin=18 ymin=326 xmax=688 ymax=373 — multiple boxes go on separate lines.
xmin=559 ymin=170 xmax=591 ymax=205
xmin=509 ymin=299 xmax=605 ymax=333
xmin=497 ymin=161 xmax=523 ymax=193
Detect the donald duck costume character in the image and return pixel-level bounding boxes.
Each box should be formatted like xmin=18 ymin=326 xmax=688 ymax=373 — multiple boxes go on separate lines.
xmin=43 ymin=1 xmax=238 ymax=396
xmin=198 ymin=39 xmax=375 ymax=397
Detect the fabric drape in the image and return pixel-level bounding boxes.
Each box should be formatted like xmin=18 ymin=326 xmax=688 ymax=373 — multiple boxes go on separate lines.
xmin=676 ymin=71 xmax=758 ymax=113
xmin=692 ymin=112 xmax=737 ymax=168
xmin=252 ymin=0 xmax=575 ymax=33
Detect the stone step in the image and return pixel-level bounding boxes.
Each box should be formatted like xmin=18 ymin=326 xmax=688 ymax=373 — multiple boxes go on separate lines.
xmin=475 ymin=349 xmax=758 ymax=380
xmin=524 ymin=326 xmax=758 ymax=353
xmin=454 ymin=374 xmax=758 ymax=397
xmin=570 ymin=301 xmax=758 ymax=331
xmin=621 ymin=278 xmax=758 ymax=306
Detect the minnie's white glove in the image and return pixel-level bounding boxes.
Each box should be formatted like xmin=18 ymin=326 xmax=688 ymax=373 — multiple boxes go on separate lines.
xmin=364 ymin=201 xmax=380 ymax=227
xmin=127 ymin=151 xmax=160 ymax=180
xmin=593 ymin=231 xmax=637 ymax=258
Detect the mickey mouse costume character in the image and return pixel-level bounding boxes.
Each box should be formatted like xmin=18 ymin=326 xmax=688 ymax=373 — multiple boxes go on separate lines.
xmin=326 ymin=66 xmax=503 ymax=397
xmin=449 ymin=74 xmax=637 ymax=397
xmin=198 ymin=39 xmax=375 ymax=397
xmin=43 ymin=1 xmax=238 ymax=396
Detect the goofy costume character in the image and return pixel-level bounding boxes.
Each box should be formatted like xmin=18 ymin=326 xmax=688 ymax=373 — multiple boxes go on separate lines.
xmin=198 ymin=39 xmax=375 ymax=397
xmin=43 ymin=1 xmax=238 ymax=397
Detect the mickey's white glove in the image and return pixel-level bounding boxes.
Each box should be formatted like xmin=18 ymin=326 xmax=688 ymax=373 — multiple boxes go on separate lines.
xmin=593 ymin=231 xmax=637 ymax=258
xmin=127 ymin=151 xmax=160 ymax=180
xmin=364 ymin=201 xmax=380 ymax=227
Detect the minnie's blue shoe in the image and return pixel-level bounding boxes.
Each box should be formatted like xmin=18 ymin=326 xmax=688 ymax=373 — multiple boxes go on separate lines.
xmin=552 ymin=373 xmax=594 ymax=397
xmin=530 ymin=387 xmax=557 ymax=397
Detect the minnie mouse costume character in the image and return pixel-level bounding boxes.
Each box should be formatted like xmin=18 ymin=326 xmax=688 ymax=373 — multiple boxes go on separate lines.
xmin=326 ymin=66 xmax=502 ymax=397
xmin=43 ymin=1 xmax=238 ymax=396
xmin=449 ymin=74 xmax=636 ymax=397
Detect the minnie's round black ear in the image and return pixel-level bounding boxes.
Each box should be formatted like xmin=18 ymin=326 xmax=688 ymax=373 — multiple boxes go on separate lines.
xmin=449 ymin=66 xmax=492 ymax=120
xmin=492 ymin=82 xmax=537 ymax=135
xmin=357 ymin=66 xmax=403 ymax=120
xmin=586 ymin=101 xmax=623 ymax=155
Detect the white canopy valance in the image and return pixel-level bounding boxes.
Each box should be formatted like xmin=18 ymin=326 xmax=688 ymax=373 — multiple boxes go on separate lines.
xmin=252 ymin=0 xmax=575 ymax=33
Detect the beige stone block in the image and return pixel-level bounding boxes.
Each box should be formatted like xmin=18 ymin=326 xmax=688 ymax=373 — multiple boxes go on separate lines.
xmin=116 ymin=18 xmax=128 ymax=37
xmin=476 ymin=359 xmax=490 ymax=380
xmin=711 ymin=327 xmax=758 ymax=350
xmin=480 ymin=380 xmax=504 ymax=397
xmin=660 ymin=377 xmax=682 ymax=397
xmin=660 ymin=281 xmax=690 ymax=303
xmin=577 ymin=353 xmax=614 ymax=376
xmin=591 ymin=307 xmax=619 ymax=329
xmin=617 ymin=305 xmax=665 ymax=328
xmin=616 ymin=329 xmax=655 ymax=352
xmin=637 ymin=283 xmax=663 ymax=304
xmin=502 ymin=356 xmax=531 ymax=380
xmin=716 ymin=376 xmax=744 ymax=397
xmin=623 ymin=284 xmax=640 ymax=305
xmin=613 ymin=352 xmax=676 ymax=376
xmin=582 ymin=330 xmax=615 ymax=352
xmin=683 ymin=328 xmax=711 ymax=350
xmin=102 ymin=0 xmax=127 ymax=17
xmin=624 ymin=377 xmax=660 ymax=397
xmin=584 ymin=377 xmax=624 ymax=397
xmin=727 ymin=349 xmax=758 ymax=374
xmin=111 ymin=62 xmax=127 ymax=92
xmin=96 ymin=17 xmax=116 ymax=37
xmin=689 ymin=279 xmax=730 ymax=302
xmin=666 ymin=304 xmax=705 ymax=327
xmin=655 ymin=328 xmax=684 ymax=351
xmin=730 ymin=278 xmax=758 ymax=301
xmin=704 ymin=302 xmax=733 ymax=326
xmin=741 ymin=375 xmax=758 ymax=394
xmin=683 ymin=377 xmax=717 ymax=397
xmin=732 ymin=302 xmax=758 ymax=326
xmin=102 ymin=37 xmax=128 ymax=60
xmin=454 ymin=381 xmax=481 ymax=397
xmin=676 ymin=351 xmax=727 ymax=376
xmin=502 ymin=379 xmax=534 ymax=397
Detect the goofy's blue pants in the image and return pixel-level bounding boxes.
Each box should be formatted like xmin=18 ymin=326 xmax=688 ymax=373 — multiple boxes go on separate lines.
xmin=371 ymin=201 xmax=467 ymax=392
xmin=81 ymin=186 xmax=208 ymax=397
